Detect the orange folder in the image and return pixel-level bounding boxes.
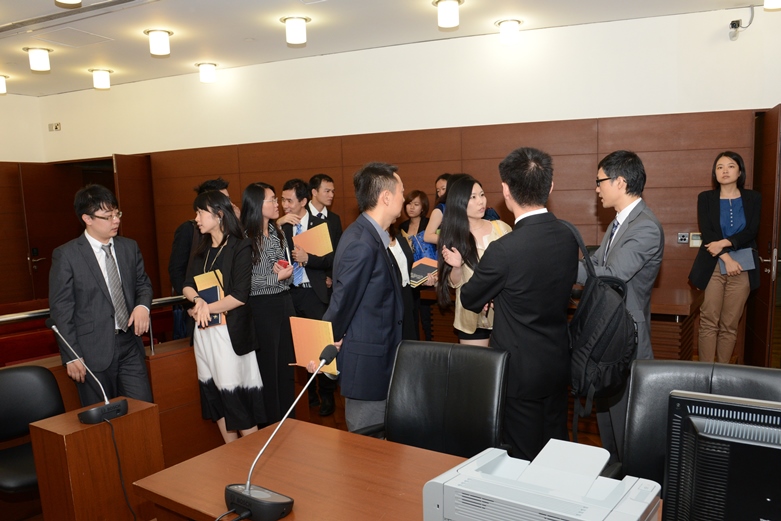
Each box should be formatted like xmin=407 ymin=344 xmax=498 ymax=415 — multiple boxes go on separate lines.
xmin=292 ymin=223 xmax=333 ymax=257
xmin=289 ymin=317 xmax=338 ymax=375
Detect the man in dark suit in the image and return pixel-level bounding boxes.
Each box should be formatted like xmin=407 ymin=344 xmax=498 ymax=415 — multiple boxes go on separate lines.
xmin=49 ymin=184 xmax=154 ymax=407
xmin=460 ymin=147 xmax=578 ymax=460
xmin=308 ymin=174 xmax=342 ymax=288
xmin=279 ymin=178 xmax=338 ymax=416
xmin=321 ymin=162 xmax=405 ymax=432
xmin=578 ymin=150 xmax=664 ymax=463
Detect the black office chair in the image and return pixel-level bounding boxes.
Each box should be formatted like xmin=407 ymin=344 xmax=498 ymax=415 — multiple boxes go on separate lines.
xmin=355 ymin=340 xmax=510 ymax=459
xmin=617 ymin=359 xmax=781 ymax=488
xmin=0 ymin=366 xmax=65 ymax=494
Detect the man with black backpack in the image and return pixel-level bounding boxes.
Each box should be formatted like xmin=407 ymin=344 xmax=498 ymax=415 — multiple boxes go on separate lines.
xmin=460 ymin=147 xmax=578 ymax=461
xmin=578 ymin=150 xmax=664 ymax=464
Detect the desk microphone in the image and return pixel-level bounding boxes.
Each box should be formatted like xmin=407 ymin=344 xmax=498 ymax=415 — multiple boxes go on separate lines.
xmin=225 ymin=344 xmax=339 ymax=521
xmin=46 ymin=318 xmax=128 ymax=424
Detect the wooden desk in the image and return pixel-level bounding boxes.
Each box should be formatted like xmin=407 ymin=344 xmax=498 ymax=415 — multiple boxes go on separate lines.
xmin=30 ymin=398 xmax=165 ymax=521
xmin=134 ymin=419 xmax=465 ymax=520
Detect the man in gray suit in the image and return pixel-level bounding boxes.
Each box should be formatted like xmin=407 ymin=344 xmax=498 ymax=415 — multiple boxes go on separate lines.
xmin=49 ymin=184 xmax=154 ymax=407
xmin=578 ymin=150 xmax=664 ymax=463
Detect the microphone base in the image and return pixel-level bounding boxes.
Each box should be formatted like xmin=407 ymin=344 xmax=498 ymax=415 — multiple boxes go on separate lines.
xmin=78 ymin=398 xmax=129 ymax=424
xmin=225 ymin=483 xmax=293 ymax=521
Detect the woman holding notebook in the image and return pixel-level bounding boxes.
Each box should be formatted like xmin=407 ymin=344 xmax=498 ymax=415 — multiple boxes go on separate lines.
xmin=689 ymin=151 xmax=761 ymax=363
xmin=182 ymin=190 xmax=265 ymax=444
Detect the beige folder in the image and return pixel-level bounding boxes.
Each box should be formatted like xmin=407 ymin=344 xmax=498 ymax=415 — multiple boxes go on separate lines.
xmin=292 ymin=223 xmax=333 ymax=257
xmin=289 ymin=317 xmax=338 ymax=375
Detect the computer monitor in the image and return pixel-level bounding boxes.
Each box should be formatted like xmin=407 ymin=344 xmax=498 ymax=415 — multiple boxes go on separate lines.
xmin=663 ymin=390 xmax=781 ymax=520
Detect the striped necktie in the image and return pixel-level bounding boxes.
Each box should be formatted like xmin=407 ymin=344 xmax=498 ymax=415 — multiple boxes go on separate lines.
xmin=603 ymin=220 xmax=619 ymax=264
xmin=293 ymin=223 xmax=304 ymax=286
xmin=102 ymin=243 xmax=129 ymax=331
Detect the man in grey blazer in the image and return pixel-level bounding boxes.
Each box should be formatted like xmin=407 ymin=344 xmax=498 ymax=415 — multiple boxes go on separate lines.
xmin=577 ymin=150 xmax=664 ymax=463
xmin=49 ymin=184 xmax=154 ymax=407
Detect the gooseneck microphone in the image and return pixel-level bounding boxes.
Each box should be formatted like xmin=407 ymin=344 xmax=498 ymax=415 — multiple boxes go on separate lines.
xmin=46 ymin=318 xmax=128 ymax=424
xmin=225 ymin=344 xmax=339 ymax=521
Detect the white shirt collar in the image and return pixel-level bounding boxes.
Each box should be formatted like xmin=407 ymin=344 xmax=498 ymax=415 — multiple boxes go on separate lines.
xmin=514 ymin=207 xmax=548 ymax=224
xmin=84 ymin=229 xmax=114 ymax=253
xmin=309 ymin=202 xmax=328 ymax=218
xmin=615 ymin=198 xmax=643 ymax=227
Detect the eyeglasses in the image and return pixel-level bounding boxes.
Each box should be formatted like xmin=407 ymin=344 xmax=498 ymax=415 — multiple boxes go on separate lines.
xmin=263 ymin=197 xmax=278 ymax=204
xmin=595 ymin=177 xmax=612 ymax=187
xmin=91 ymin=211 xmax=122 ymax=221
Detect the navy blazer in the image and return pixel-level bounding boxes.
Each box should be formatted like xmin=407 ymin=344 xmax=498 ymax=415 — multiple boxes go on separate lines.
xmin=49 ymin=234 xmax=153 ymax=372
xmin=322 ymin=214 xmax=403 ymax=401
xmin=689 ymin=188 xmax=761 ymax=291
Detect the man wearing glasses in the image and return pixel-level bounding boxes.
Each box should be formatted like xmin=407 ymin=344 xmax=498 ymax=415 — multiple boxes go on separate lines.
xmin=49 ymin=184 xmax=154 ymax=407
xmin=578 ymin=150 xmax=664 ymax=464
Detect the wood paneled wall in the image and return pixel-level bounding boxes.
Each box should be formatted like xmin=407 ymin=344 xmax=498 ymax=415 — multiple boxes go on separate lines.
xmin=150 ymin=110 xmax=756 ymax=296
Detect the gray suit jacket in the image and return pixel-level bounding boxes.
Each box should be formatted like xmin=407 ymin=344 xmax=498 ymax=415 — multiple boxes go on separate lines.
xmin=577 ymin=200 xmax=664 ymax=359
xmin=49 ymin=233 xmax=153 ymax=372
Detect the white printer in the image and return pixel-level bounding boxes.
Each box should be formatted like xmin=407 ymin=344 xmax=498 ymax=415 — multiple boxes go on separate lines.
xmin=423 ymin=439 xmax=660 ymax=521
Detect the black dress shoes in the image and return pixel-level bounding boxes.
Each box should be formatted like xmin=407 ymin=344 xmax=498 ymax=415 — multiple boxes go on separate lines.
xmin=319 ymin=394 xmax=335 ymax=416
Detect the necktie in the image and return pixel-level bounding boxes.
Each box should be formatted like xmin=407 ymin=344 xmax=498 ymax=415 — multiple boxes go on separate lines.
xmin=317 ymin=212 xmax=324 ymax=219
xmin=102 ymin=244 xmax=129 ymax=331
xmin=603 ymin=220 xmax=619 ymax=264
xmin=293 ymin=223 xmax=304 ymax=286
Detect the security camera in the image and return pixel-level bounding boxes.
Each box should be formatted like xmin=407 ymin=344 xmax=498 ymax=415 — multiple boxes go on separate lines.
xmin=729 ymin=19 xmax=741 ymax=41
xmin=729 ymin=20 xmax=740 ymax=30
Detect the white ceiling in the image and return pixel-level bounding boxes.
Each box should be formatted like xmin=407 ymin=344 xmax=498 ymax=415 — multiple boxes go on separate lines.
xmin=0 ymin=0 xmax=752 ymax=97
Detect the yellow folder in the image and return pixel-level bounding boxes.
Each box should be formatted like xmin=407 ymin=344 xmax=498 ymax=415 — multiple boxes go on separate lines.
xmin=292 ymin=223 xmax=333 ymax=257
xmin=289 ymin=317 xmax=338 ymax=375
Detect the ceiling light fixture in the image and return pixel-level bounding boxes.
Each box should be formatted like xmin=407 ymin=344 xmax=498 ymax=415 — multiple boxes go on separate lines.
xmin=23 ymin=47 xmax=53 ymax=71
xmin=144 ymin=29 xmax=173 ymax=56
xmin=88 ymin=69 xmax=112 ymax=89
xmin=0 ymin=75 xmax=8 ymax=95
xmin=196 ymin=63 xmax=217 ymax=83
xmin=433 ymin=0 xmax=463 ymax=29
xmin=281 ymin=16 xmax=310 ymax=45
xmin=765 ymin=0 xmax=781 ymax=9
xmin=495 ymin=19 xmax=522 ymax=44
xmin=54 ymin=0 xmax=82 ymax=8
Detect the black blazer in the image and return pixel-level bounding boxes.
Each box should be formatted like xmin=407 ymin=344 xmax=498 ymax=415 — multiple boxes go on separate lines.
xmin=460 ymin=213 xmax=579 ymax=399
xmin=184 ymin=235 xmax=256 ymax=355
xmin=689 ymin=188 xmax=761 ymax=291
xmin=281 ymin=212 xmax=333 ymax=305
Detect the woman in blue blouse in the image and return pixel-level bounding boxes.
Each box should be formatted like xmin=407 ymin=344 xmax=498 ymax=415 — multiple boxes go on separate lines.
xmin=242 ymin=182 xmax=297 ymax=424
xmin=688 ymin=151 xmax=761 ymax=363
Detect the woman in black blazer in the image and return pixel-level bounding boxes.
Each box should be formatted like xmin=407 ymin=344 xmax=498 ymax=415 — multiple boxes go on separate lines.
xmin=688 ymin=151 xmax=761 ymax=363
xmin=183 ymin=190 xmax=266 ymax=444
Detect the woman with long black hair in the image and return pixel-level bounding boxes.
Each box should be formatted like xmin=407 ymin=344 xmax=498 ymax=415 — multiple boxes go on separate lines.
xmin=182 ymin=190 xmax=265 ymax=443
xmin=437 ymin=176 xmax=511 ymax=346
xmin=241 ymin=182 xmax=297 ymax=424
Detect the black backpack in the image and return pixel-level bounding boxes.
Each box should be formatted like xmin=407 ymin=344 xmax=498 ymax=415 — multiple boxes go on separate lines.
xmin=561 ymin=221 xmax=637 ymax=442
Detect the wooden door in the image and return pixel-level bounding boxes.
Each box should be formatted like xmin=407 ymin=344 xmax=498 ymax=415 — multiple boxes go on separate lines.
xmin=19 ymin=163 xmax=84 ymax=301
xmin=0 ymin=162 xmax=35 ymax=304
xmin=745 ymin=105 xmax=781 ymax=367
xmin=114 ymin=154 xmax=160 ymax=296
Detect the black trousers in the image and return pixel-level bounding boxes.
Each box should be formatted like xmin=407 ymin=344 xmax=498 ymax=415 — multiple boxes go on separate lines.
xmin=503 ymin=389 xmax=569 ymax=461
xmin=290 ymin=285 xmax=336 ymax=397
xmin=250 ymin=292 xmax=297 ymax=425
xmin=75 ymin=329 xmax=153 ymax=407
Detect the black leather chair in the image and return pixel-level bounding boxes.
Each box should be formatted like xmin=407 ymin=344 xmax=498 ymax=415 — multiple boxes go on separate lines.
xmin=355 ymin=340 xmax=510 ymax=459
xmin=618 ymin=359 xmax=781 ymax=489
xmin=0 ymin=366 xmax=65 ymax=494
